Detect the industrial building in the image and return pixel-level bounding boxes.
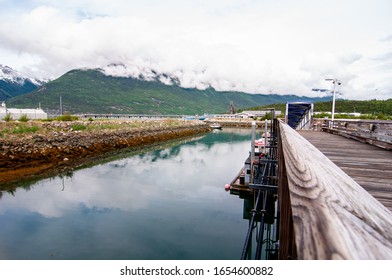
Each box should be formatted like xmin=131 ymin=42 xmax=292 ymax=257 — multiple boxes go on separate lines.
xmin=0 ymin=101 xmax=47 ymax=120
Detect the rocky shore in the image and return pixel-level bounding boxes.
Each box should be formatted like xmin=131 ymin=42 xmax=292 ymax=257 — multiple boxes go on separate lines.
xmin=0 ymin=119 xmax=210 ymax=186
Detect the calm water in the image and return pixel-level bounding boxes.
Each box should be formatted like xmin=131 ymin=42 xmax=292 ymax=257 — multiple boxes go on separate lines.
xmin=0 ymin=128 xmax=253 ymax=260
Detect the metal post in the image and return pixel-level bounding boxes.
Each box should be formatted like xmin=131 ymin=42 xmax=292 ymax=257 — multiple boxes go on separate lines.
xmin=251 ymin=121 xmax=256 ymax=183
xmin=331 ymin=81 xmax=336 ymax=128
xmin=326 ymin=78 xmax=341 ymax=129
xmin=285 ymin=103 xmax=288 ymax=124
xmin=310 ymin=103 xmax=314 ymax=129
xmin=255 ymin=191 xmax=269 ymax=259
xmin=264 ymin=119 xmax=268 ymax=154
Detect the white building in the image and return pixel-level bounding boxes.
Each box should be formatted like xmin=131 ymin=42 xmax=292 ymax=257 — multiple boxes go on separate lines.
xmin=348 ymin=112 xmax=361 ymax=117
xmin=0 ymin=101 xmax=47 ymax=120
xmin=236 ymin=110 xmax=282 ymax=118
xmin=0 ymin=101 xmax=6 ymax=115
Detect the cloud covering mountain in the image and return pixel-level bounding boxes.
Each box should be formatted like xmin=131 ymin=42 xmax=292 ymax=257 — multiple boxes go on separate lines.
xmin=7 ymin=66 xmax=331 ymax=115
xmin=0 ymin=0 xmax=391 ymax=100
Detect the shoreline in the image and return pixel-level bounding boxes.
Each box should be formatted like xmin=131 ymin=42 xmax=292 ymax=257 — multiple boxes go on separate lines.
xmin=204 ymin=118 xmax=267 ymax=127
xmin=0 ymin=119 xmax=210 ymax=187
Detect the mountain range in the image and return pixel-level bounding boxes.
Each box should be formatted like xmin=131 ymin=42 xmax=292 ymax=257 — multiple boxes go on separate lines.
xmin=0 ymin=64 xmax=46 ymax=101
xmin=4 ymin=64 xmax=331 ymax=115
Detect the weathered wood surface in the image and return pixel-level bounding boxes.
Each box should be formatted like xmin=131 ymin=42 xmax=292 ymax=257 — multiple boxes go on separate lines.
xmin=277 ymin=129 xmax=297 ymax=259
xmin=279 ymin=120 xmax=392 ymax=259
xmin=299 ymin=130 xmax=392 ymax=211
xmin=314 ymin=119 xmax=392 ymax=150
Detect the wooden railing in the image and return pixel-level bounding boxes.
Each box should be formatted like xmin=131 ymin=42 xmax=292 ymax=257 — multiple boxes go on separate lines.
xmin=315 ymin=119 xmax=392 ymax=150
xmin=277 ymin=119 xmax=392 ymax=259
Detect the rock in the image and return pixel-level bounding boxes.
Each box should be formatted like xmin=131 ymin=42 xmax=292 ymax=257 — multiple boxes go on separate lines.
xmin=0 ymin=120 xmax=210 ymax=185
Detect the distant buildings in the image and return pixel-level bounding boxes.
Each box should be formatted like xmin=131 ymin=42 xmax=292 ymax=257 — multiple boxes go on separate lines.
xmin=212 ymin=110 xmax=282 ymax=119
xmin=314 ymin=111 xmax=362 ymax=117
xmin=236 ymin=110 xmax=282 ymax=118
xmin=0 ymin=101 xmax=47 ymax=120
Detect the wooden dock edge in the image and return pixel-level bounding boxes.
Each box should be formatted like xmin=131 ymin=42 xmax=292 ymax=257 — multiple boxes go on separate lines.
xmin=278 ymin=119 xmax=392 ymax=259
xmin=322 ymin=127 xmax=392 ymax=150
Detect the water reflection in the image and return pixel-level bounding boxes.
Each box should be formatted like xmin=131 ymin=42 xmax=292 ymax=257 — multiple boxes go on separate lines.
xmin=0 ymin=129 xmax=253 ymax=259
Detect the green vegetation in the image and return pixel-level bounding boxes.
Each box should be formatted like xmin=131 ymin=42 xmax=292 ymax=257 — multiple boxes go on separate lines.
xmin=313 ymin=99 xmax=392 ymax=115
xmin=18 ymin=114 xmax=29 ymax=122
xmin=0 ymin=118 xmax=191 ymax=140
xmin=85 ymin=119 xmax=185 ymax=132
xmin=5 ymin=67 xmax=390 ymax=118
xmin=7 ymin=69 xmax=329 ymax=115
xmin=11 ymin=125 xmax=39 ymax=134
xmin=313 ymin=112 xmax=391 ymax=120
xmin=55 ymin=114 xmax=79 ymax=121
xmin=2 ymin=113 xmax=13 ymax=122
xmin=71 ymin=124 xmax=87 ymax=131
xmin=244 ymin=99 xmax=392 ymax=119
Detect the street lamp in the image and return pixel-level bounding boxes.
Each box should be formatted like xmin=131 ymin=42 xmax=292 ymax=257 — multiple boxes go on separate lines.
xmin=325 ymin=78 xmax=341 ymax=128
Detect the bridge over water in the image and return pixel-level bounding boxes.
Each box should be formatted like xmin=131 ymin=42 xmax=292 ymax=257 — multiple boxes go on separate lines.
xmin=229 ymin=108 xmax=392 ymax=260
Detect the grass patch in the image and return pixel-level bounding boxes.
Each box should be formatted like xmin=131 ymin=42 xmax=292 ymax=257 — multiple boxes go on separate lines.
xmin=55 ymin=114 xmax=79 ymax=121
xmin=2 ymin=113 xmax=13 ymax=122
xmin=71 ymin=124 xmax=87 ymax=131
xmin=314 ymin=113 xmax=392 ymax=120
xmin=0 ymin=128 xmax=10 ymax=138
xmin=18 ymin=114 xmax=30 ymax=122
xmin=88 ymin=123 xmax=122 ymax=130
xmin=87 ymin=121 xmax=145 ymax=131
xmin=12 ymin=125 xmax=39 ymax=134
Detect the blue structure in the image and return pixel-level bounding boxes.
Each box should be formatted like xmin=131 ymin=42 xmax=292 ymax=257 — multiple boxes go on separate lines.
xmin=285 ymin=102 xmax=314 ymax=129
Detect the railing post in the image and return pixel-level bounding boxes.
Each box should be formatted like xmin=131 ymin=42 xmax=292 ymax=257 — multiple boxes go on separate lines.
xmin=250 ymin=121 xmax=256 ymax=183
xmin=278 ymin=119 xmax=392 ymax=259
xmin=264 ymin=119 xmax=268 ymax=154
xmin=277 ymin=122 xmax=297 ymax=259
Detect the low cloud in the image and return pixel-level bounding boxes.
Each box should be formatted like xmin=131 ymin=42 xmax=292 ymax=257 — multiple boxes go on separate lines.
xmin=0 ymin=1 xmax=391 ymax=100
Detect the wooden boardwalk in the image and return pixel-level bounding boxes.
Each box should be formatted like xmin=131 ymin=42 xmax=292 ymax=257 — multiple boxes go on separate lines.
xmin=232 ymin=121 xmax=392 ymax=259
xmin=279 ymin=121 xmax=392 ymax=259
xmin=299 ymin=130 xmax=392 ymax=211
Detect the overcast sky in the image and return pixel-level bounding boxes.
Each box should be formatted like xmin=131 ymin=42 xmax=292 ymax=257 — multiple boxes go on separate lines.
xmin=0 ymin=0 xmax=391 ymax=100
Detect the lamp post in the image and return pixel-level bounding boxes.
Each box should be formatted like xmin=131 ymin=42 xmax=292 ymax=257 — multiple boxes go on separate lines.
xmin=325 ymin=78 xmax=341 ymax=128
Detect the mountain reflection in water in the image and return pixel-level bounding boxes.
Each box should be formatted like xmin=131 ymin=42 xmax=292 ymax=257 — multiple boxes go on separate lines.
xmin=0 ymin=128 xmax=254 ymax=259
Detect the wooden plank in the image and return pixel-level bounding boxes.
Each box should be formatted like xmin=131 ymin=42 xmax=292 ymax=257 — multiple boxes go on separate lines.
xmin=279 ymin=120 xmax=392 ymax=259
xmin=321 ymin=120 xmax=392 ymax=150
xmin=299 ymin=130 xmax=392 ymax=212
xmin=277 ymin=129 xmax=297 ymax=259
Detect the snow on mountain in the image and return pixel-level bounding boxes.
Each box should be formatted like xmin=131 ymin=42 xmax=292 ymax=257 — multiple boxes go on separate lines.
xmin=0 ymin=64 xmax=45 ymax=86
xmin=0 ymin=64 xmax=48 ymax=100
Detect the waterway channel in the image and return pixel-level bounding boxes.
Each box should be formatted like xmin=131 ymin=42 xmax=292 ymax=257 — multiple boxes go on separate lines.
xmin=0 ymin=128 xmax=254 ymax=260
